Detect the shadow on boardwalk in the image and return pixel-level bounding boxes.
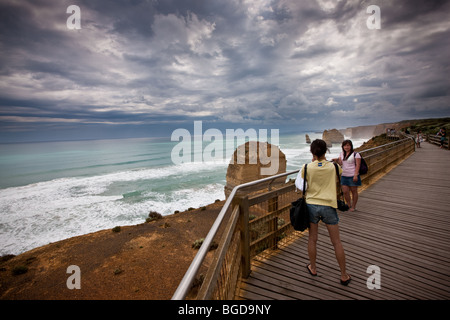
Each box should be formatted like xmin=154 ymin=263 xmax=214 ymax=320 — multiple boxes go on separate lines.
xmin=238 ymin=142 xmax=450 ymax=300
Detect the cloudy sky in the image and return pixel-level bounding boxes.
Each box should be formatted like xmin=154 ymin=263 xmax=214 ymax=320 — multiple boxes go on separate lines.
xmin=0 ymin=0 xmax=449 ymax=142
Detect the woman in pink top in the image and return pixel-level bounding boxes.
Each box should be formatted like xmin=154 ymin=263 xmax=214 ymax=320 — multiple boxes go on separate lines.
xmin=334 ymin=140 xmax=361 ymax=212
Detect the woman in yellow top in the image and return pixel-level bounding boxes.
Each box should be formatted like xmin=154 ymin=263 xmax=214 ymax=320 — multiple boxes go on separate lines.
xmin=300 ymin=139 xmax=351 ymax=285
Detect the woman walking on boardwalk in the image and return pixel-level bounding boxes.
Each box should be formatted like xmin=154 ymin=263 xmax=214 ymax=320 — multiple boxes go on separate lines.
xmin=334 ymin=140 xmax=361 ymax=212
xmin=437 ymin=128 xmax=446 ymax=148
xmin=300 ymin=139 xmax=351 ymax=285
xmin=416 ymin=131 xmax=423 ymax=148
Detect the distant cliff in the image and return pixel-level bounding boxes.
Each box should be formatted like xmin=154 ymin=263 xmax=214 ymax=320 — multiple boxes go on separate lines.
xmin=342 ymin=122 xmax=410 ymax=139
xmin=340 ymin=125 xmax=378 ymax=139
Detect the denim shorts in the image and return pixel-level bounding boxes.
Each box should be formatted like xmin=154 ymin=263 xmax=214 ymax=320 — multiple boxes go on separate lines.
xmin=341 ymin=175 xmax=362 ymax=186
xmin=307 ymin=203 xmax=339 ymax=225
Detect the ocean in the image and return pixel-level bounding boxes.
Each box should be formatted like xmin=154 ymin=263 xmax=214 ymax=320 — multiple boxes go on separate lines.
xmin=0 ymin=132 xmax=365 ymax=255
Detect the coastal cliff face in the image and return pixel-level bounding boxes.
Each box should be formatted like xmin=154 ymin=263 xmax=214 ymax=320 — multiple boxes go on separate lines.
xmin=340 ymin=125 xmax=379 ymax=139
xmin=343 ymin=122 xmax=411 ymax=139
xmin=225 ymin=142 xmax=286 ymax=198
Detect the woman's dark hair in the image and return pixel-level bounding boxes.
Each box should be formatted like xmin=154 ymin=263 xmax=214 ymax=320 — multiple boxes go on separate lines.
xmin=341 ymin=139 xmax=354 ymax=160
xmin=310 ymin=139 xmax=329 ymax=157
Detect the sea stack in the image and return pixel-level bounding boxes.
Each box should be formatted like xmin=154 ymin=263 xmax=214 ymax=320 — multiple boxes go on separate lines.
xmin=322 ymin=129 xmax=344 ymax=147
xmin=224 ymin=141 xmax=287 ymax=198
xmin=305 ymin=134 xmax=311 ymax=144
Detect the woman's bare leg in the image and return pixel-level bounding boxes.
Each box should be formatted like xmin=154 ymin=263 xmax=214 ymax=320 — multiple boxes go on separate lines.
xmin=308 ymin=222 xmax=319 ymax=274
xmin=326 ymin=223 xmax=350 ymax=282
xmin=350 ymin=186 xmax=358 ymax=211
xmin=342 ymin=185 xmax=351 ymax=208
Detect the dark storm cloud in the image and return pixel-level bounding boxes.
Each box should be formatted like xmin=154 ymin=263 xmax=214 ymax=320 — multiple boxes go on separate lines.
xmin=0 ymin=0 xmax=449 ymax=142
xmin=379 ymin=0 xmax=448 ymax=27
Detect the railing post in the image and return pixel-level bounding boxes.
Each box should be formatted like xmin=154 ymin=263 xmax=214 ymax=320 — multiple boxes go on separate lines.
xmin=268 ymin=195 xmax=278 ymax=249
xmin=237 ymin=196 xmax=251 ymax=279
xmin=365 ymin=156 xmax=371 ymax=186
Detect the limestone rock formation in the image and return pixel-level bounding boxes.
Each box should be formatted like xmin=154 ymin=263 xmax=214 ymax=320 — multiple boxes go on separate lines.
xmin=225 ymin=141 xmax=287 ymax=198
xmin=305 ymin=134 xmax=311 ymax=144
xmin=322 ymin=129 xmax=344 ymax=147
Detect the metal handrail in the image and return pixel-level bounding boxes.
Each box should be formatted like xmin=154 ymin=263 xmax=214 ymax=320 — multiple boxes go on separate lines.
xmin=357 ymin=137 xmax=413 ymax=155
xmin=171 ymin=169 xmax=299 ymax=300
xmin=356 ymin=138 xmax=413 ymax=161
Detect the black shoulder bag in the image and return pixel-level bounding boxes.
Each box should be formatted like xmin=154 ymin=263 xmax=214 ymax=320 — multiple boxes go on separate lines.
xmin=290 ymin=164 xmax=310 ymax=231
xmin=333 ymin=162 xmax=349 ymax=212
xmin=355 ymin=152 xmax=368 ymax=175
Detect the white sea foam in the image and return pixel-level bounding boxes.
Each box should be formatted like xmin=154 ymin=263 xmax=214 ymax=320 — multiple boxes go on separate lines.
xmin=0 ymin=161 xmax=227 ymax=255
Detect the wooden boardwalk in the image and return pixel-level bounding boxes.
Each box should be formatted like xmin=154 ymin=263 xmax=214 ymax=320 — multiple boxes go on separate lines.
xmin=237 ymin=142 xmax=450 ymax=300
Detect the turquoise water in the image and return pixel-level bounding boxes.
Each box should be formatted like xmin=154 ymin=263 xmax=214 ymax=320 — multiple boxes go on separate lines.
xmin=0 ymin=133 xmax=364 ymax=255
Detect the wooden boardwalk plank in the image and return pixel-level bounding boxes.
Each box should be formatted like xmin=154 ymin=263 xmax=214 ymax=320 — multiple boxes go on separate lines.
xmin=238 ymin=142 xmax=450 ymax=300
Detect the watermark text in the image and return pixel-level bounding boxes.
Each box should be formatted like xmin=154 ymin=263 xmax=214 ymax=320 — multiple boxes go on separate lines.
xmin=367 ymin=5 xmax=381 ymax=29
xmin=66 ymin=265 xmax=81 ymax=289
xmin=171 ymin=121 xmax=280 ymax=175
xmin=366 ymin=265 xmax=381 ymax=289
xmin=66 ymin=5 xmax=81 ymax=30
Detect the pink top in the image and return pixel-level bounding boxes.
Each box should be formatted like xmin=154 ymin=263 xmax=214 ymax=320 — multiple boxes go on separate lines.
xmin=339 ymin=152 xmax=361 ymax=177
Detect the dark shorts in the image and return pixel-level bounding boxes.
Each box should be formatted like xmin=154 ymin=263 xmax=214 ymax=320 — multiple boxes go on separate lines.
xmin=341 ymin=175 xmax=362 ymax=187
xmin=307 ymin=204 xmax=339 ymax=225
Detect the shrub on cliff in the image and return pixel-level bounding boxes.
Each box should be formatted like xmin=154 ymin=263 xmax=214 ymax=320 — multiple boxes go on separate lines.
xmin=192 ymin=238 xmax=218 ymax=251
xmin=146 ymin=211 xmax=163 ymax=222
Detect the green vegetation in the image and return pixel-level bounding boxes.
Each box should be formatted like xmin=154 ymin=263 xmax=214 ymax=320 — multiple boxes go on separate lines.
xmin=192 ymin=238 xmax=204 ymax=249
xmin=400 ymin=117 xmax=450 ymax=135
xmin=146 ymin=211 xmax=163 ymax=222
xmin=113 ymin=267 xmax=123 ymax=275
xmin=12 ymin=265 xmax=28 ymax=275
xmin=192 ymin=238 xmax=218 ymax=251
